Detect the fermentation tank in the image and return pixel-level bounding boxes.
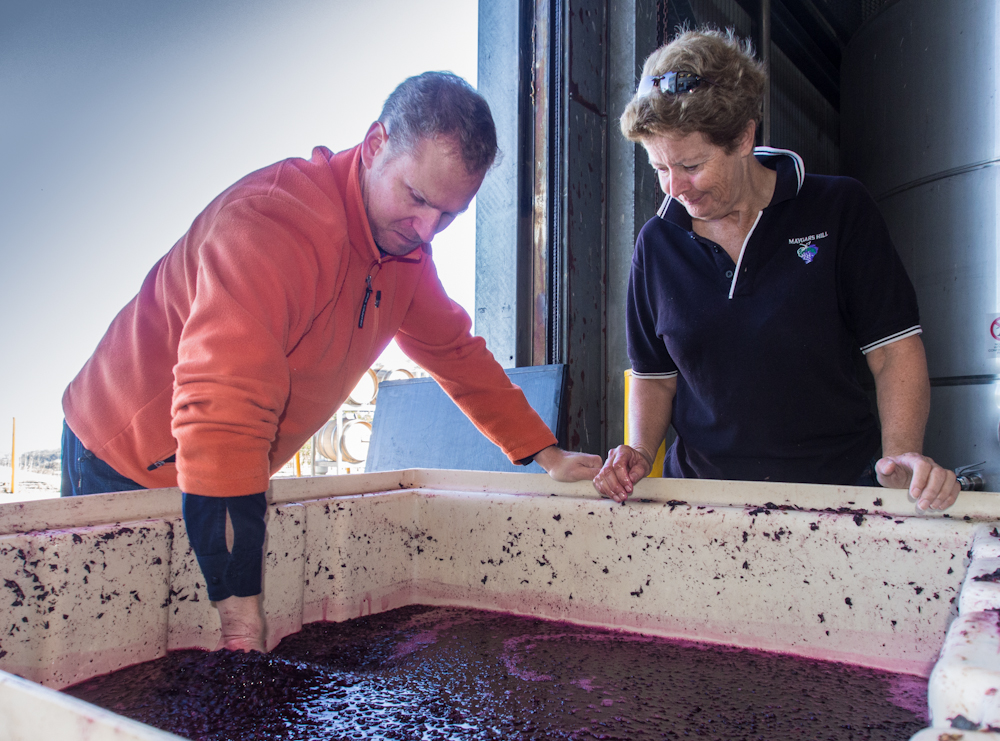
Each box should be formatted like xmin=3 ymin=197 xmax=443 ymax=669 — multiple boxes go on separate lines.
xmin=3 ymin=472 xmax=1000 ymax=739
xmin=842 ymin=0 xmax=1000 ymax=487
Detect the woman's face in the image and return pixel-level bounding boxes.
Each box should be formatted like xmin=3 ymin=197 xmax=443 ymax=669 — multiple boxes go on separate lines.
xmin=641 ymin=127 xmax=754 ymax=222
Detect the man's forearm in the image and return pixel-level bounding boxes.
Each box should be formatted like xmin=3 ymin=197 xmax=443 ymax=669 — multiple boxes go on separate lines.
xmin=182 ymin=492 xmax=269 ymax=652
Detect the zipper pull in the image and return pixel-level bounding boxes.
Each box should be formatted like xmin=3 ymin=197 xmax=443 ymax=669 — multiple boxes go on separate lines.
xmin=358 ymin=274 xmax=373 ymax=328
xmin=375 ymin=290 xmax=381 ymax=308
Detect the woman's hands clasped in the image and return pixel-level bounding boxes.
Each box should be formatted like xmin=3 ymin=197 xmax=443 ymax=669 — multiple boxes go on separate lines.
xmin=592 ymin=444 xmax=656 ymax=503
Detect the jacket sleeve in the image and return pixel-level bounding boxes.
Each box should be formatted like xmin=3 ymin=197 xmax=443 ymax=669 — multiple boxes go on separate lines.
xmin=393 ymin=257 xmax=558 ymax=463
xmin=171 ymin=191 xmax=335 ymax=497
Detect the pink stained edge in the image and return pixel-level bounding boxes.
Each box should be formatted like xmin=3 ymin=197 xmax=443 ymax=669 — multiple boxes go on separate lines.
xmin=24 ymin=578 xmax=936 ymax=692
xmin=304 ymin=580 xmax=940 ymax=678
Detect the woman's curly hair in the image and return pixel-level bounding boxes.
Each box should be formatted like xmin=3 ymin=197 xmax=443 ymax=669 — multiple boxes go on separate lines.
xmin=620 ymin=28 xmax=765 ymax=152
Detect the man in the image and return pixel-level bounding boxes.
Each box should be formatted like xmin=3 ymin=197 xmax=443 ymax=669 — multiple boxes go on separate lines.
xmin=61 ymin=72 xmax=602 ymax=652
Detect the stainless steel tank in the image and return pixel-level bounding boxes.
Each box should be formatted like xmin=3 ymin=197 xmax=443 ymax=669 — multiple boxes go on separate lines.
xmin=842 ymin=0 xmax=1000 ymax=488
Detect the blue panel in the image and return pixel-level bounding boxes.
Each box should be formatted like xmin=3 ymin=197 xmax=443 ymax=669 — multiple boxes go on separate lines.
xmin=366 ymin=364 xmax=566 ymax=473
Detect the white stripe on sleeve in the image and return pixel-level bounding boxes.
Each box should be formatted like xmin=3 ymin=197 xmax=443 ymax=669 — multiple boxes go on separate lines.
xmin=631 ymin=369 xmax=679 ymax=379
xmin=860 ymin=326 xmax=923 ymax=354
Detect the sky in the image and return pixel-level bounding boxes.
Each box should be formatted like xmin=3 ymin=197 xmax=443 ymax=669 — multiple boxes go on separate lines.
xmin=0 ymin=0 xmax=479 ymax=454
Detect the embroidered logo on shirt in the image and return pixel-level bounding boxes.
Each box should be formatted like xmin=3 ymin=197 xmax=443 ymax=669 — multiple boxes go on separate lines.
xmin=796 ymin=243 xmax=818 ymax=264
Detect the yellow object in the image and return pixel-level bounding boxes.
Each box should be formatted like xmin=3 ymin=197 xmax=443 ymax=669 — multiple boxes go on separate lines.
xmin=623 ymin=370 xmax=666 ymax=478
xmin=294 ymin=451 xmax=301 ymax=477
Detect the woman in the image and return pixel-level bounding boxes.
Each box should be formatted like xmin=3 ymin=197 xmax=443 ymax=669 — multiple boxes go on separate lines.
xmin=593 ymin=29 xmax=959 ymax=510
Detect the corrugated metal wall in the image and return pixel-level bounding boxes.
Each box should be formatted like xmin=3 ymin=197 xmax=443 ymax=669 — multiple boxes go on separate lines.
xmin=688 ymin=0 xmax=752 ymax=34
xmin=770 ymin=45 xmax=839 ymax=174
xmin=860 ymin=0 xmax=894 ymax=22
xmin=817 ymin=0 xmax=863 ymax=31
xmin=676 ymin=0 xmax=842 ymax=175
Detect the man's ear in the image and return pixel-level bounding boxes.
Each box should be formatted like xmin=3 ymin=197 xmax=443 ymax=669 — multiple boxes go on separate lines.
xmin=361 ymin=121 xmax=388 ymax=169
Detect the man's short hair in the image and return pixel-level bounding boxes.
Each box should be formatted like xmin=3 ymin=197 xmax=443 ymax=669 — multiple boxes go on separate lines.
xmin=379 ymin=71 xmax=498 ymax=174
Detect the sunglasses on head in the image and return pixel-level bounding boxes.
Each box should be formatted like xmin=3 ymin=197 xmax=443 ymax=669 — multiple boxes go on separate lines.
xmin=636 ymin=71 xmax=710 ymax=97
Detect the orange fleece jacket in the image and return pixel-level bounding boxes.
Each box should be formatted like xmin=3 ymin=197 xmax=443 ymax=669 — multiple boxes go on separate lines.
xmin=62 ymin=145 xmax=556 ymax=496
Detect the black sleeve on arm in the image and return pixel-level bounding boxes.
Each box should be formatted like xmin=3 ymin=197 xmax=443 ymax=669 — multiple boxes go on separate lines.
xmin=517 ymin=451 xmax=545 ymax=466
xmin=626 ymin=229 xmax=679 ymax=376
xmin=182 ymin=492 xmax=267 ymax=602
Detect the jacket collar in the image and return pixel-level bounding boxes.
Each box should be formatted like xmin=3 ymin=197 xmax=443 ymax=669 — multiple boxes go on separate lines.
xmin=329 ymin=143 xmax=428 ymax=265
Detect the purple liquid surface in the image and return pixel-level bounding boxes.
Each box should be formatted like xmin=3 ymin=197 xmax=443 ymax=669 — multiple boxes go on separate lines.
xmin=64 ymin=605 xmax=928 ymax=740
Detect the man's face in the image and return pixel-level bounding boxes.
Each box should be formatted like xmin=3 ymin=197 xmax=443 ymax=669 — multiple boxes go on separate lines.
xmin=360 ymin=123 xmax=485 ymax=256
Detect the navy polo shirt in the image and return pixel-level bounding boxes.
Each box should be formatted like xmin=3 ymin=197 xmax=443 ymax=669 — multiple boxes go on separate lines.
xmin=626 ymin=147 xmax=921 ymax=485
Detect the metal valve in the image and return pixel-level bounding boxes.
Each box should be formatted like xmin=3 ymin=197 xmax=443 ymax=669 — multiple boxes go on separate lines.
xmin=956 ymin=462 xmax=986 ymax=491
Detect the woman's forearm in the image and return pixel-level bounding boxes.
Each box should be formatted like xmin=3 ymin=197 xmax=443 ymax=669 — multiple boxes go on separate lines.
xmin=628 ymin=375 xmax=678 ymax=460
xmin=866 ymin=335 xmax=930 ymax=457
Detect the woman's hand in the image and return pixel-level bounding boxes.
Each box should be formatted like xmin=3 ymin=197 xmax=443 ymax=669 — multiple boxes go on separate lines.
xmin=876 ymin=453 xmax=960 ymax=511
xmin=592 ymin=445 xmax=654 ymax=503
